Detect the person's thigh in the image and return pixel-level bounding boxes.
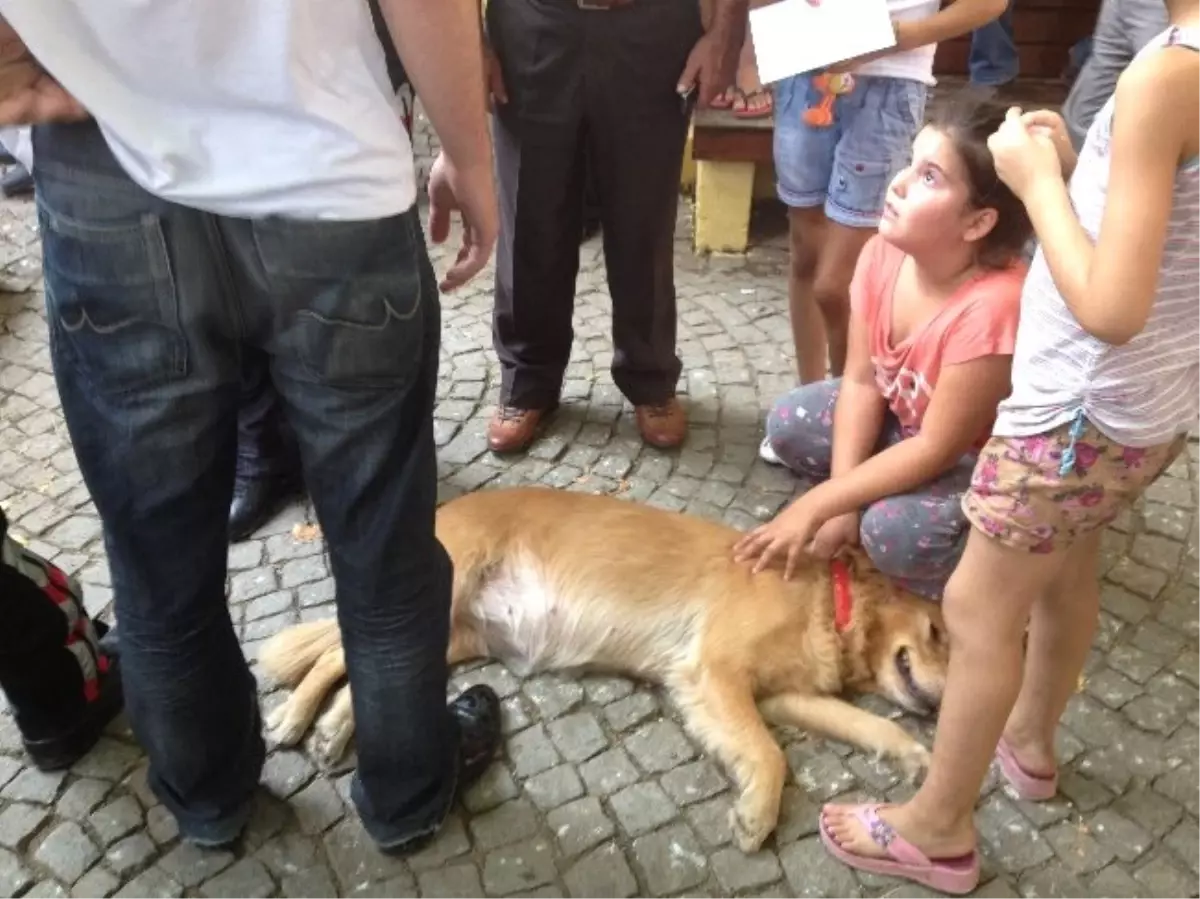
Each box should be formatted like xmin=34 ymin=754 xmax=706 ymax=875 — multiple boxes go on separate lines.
xmin=860 ymin=456 xmax=976 ymax=599
xmin=31 ymin=121 xmax=256 ymax=841
xmin=238 ymin=206 xmax=456 ymax=847
xmin=773 ymin=74 xmax=840 ymax=212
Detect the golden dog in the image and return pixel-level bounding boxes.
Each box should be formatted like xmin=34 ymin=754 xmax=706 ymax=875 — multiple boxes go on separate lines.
xmin=258 ymin=487 xmax=948 ymax=852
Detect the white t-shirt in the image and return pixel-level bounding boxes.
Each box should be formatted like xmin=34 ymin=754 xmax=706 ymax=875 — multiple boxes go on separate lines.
xmin=0 ymin=0 xmax=416 ymax=220
xmin=855 ymin=0 xmax=941 ymax=86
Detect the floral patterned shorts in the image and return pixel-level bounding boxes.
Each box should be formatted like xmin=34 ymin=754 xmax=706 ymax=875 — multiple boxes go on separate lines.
xmin=962 ymin=418 xmax=1186 ymax=553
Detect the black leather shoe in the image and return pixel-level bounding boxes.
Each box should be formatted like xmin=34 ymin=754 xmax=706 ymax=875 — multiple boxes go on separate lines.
xmin=22 ymin=654 xmax=124 ymax=772
xmin=229 ymin=475 xmax=304 ymax=543
xmin=380 ymin=684 xmax=502 ymax=856
xmin=1 ymin=163 xmax=33 ymax=198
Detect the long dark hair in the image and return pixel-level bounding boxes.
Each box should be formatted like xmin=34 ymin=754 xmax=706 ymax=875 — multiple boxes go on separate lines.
xmin=929 ymin=96 xmax=1033 ymax=270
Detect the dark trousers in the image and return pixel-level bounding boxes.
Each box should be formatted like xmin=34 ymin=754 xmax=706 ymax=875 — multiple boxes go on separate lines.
xmin=488 ymin=0 xmax=702 ymax=409
xmin=235 ymin=348 xmax=301 ymax=483
xmin=33 ymin=121 xmax=456 ymax=849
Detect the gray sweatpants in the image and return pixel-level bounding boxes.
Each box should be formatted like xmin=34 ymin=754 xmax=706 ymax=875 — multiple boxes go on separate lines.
xmin=1062 ymin=0 xmax=1169 ymax=149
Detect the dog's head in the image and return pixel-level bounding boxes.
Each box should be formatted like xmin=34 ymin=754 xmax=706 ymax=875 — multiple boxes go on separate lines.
xmin=866 ymin=592 xmax=948 ymax=715
xmin=839 ymin=552 xmax=949 ymax=715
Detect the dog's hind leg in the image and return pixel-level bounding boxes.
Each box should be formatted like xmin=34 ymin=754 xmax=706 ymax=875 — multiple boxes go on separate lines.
xmin=759 ymin=693 xmax=930 ymax=780
xmin=672 ymin=671 xmax=787 ymax=853
xmin=265 ymin=645 xmax=346 ymax=747
xmin=311 ymin=683 xmax=355 ymax=768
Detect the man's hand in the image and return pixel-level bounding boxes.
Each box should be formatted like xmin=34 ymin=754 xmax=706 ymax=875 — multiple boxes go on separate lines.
xmin=678 ymin=2 xmax=746 ymax=108
xmin=0 ymin=20 xmax=87 ymax=125
xmin=484 ymin=44 xmax=508 ymax=108
xmin=427 ymin=151 xmax=499 ymax=292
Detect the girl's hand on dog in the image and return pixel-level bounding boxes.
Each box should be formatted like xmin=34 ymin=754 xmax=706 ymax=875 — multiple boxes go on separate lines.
xmin=734 ymin=495 xmax=831 ymax=580
xmin=807 ymin=512 xmax=860 ymax=560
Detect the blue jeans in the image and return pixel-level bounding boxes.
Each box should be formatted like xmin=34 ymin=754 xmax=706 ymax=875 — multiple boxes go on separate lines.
xmin=32 ymin=121 xmax=457 ymax=850
xmin=772 ymin=74 xmax=927 ymax=228
xmin=969 ymin=8 xmax=1018 ymax=87
xmin=766 ymin=380 xmax=975 ymax=599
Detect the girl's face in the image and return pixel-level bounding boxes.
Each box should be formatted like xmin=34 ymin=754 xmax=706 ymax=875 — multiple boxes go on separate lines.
xmin=878 ymin=126 xmax=997 ymax=259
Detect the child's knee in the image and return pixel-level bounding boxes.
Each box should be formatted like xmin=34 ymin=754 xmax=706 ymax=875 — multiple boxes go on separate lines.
xmin=765 ymin=382 xmax=839 ymax=477
xmin=859 ymin=501 xmax=962 ymax=589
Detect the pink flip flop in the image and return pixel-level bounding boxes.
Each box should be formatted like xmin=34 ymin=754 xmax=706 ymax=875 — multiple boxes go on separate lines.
xmin=995 ymin=736 xmax=1058 ymax=801
xmin=819 ymin=804 xmax=980 ymax=896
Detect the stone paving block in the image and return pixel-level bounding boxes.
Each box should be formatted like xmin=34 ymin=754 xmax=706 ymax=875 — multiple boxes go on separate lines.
xmin=23 ymin=881 xmax=66 ymax=898
xmin=563 ymin=842 xmax=638 ymax=898
xmin=69 ymin=739 xmax=142 ymax=783
xmin=603 ymin=693 xmax=659 ymax=732
xmin=71 ymin=865 xmax=119 ymax=899
xmin=33 ymin=822 xmax=99 ymax=886
xmin=711 ymin=845 xmax=783 ymax=892
xmin=0 ymin=847 xmax=31 ymax=899
xmin=507 ymin=725 xmax=561 ymax=779
xmin=463 ymin=763 xmax=520 ymax=813
xmin=522 ymin=674 xmax=584 ymax=720
xmin=323 ymin=818 xmax=414 ymax=888
xmin=1086 ymin=863 xmax=1145 ymax=897
xmin=0 ymin=758 xmax=20 ymax=793
xmin=1088 ymin=807 xmax=1154 ymax=864
xmin=1133 ymin=853 xmax=1196 ymax=897
xmin=416 ymin=863 xmax=482 ymax=898
xmin=1164 ymin=816 xmax=1199 ymax=875
xmin=547 ymin=711 xmax=609 ymax=763
xmin=625 ymin=720 xmax=697 ymax=773
xmin=55 ymin=779 xmax=111 ymax=821
xmin=0 ymin=804 xmax=46 ymax=851
xmin=630 ymin=822 xmax=709 ymax=895
xmin=547 ymin=797 xmax=614 ymax=858
xmin=523 ymin=763 xmax=584 ymax=811
xmin=261 ymin=750 xmax=316 ymax=799
xmin=291 ymin=776 xmax=344 ymax=835
xmin=144 ymin=806 xmax=178 ymax=845
xmin=660 ymin=759 xmax=728 ymax=807
xmin=157 ymin=843 xmax=235 ymax=888
xmin=104 ymin=833 xmax=156 ymax=878
xmin=610 ymin=781 xmax=679 ymax=837
xmin=779 ymin=835 xmax=861 ymax=897
xmin=685 ymin=793 xmax=735 ymax=849
xmin=787 ymin=743 xmax=857 ymax=802
xmin=1 ymin=768 xmax=64 ymax=805
xmin=469 ymin=798 xmax=541 ymax=850
xmin=1016 ymin=861 xmax=1088 ymax=898
xmin=1044 ymin=820 xmax=1116 ymax=875
xmin=578 ymin=747 xmax=641 ymax=797
xmin=199 ymin=858 xmax=275 ymax=898
xmin=88 ymin=796 xmax=143 ymax=847
xmin=280 ymin=867 xmax=340 ymax=899
xmin=976 ymin=794 xmax=1054 ymax=872
xmin=481 ymin=836 xmax=557 ymax=895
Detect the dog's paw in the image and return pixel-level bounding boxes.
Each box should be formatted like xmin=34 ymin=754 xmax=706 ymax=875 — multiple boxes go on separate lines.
xmin=896 ymin=740 xmax=932 ymax=783
xmin=728 ymin=799 xmax=774 ymax=854
xmin=265 ymin=701 xmax=310 ymax=748
xmin=311 ymin=712 xmax=355 ymax=770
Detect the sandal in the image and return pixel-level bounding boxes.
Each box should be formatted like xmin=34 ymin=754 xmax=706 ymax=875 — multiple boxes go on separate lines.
xmin=819 ymin=804 xmax=980 ymax=896
xmin=995 ymin=736 xmax=1058 ymax=801
xmin=732 ymin=87 xmax=773 ymax=119
xmin=709 ymin=87 xmax=735 ymax=110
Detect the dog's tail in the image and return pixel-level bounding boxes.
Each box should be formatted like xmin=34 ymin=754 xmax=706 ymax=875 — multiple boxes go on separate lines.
xmin=258 ymin=619 xmax=342 ymax=687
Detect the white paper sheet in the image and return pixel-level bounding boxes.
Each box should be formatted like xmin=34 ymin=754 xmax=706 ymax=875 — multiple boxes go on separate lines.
xmin=748 ymin=0 xmax=898 ymax=85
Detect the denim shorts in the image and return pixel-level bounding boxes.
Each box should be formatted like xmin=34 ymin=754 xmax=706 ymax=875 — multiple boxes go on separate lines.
xmin=773 ymin=73 xmax=927 ymax=228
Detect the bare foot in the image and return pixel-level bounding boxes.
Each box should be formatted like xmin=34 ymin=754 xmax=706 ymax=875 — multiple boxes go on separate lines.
xmin=821 ymin=802 xmax=976 ymax=861
xmin=732 ymin=57 xmax=772 ymax=116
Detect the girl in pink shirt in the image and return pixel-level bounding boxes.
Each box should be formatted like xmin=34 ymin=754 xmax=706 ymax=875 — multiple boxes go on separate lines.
xmin=735 ymin=102 xmax=1031 ymax=599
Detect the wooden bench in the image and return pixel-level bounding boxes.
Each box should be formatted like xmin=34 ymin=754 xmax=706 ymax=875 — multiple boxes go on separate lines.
xmin=687 ymin=0 xmax=1092 ymax=253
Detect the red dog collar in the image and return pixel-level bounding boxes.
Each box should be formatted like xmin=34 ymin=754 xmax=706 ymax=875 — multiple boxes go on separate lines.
xmin=830 ymin=557 xmax=853 ymax=633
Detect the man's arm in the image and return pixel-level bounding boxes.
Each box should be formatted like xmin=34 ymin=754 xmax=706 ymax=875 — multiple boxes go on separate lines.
xmin=376 ymin=0 xmax=491 ymax=171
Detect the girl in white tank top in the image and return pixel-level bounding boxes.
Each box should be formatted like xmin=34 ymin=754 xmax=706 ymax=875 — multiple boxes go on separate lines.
xmin=817 ymin=11 xmax=1200 ymax=896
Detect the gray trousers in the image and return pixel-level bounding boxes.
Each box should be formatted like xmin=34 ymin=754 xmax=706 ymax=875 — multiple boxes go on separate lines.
xmin=1062 ymin=0 xmax=1168 ymax=148
xmin=487 ymin=0 xmax=702 ymax=409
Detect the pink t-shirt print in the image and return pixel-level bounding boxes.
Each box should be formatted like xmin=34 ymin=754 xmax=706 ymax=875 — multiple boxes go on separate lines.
xmin=849 ymin=236 xmax=1026 ymax=449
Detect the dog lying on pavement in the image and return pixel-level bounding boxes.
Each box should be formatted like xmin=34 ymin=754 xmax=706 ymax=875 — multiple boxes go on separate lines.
xmin=258 ymin=486 xmax=948 ymax=852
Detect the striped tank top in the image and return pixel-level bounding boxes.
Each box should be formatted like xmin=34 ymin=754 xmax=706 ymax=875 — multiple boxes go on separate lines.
xmin=993 ymin=26 xmax=1199 ymax=449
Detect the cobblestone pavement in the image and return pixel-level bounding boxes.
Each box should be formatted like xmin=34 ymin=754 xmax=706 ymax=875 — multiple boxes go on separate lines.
xmin=0 ymin=141 xmax=1197 ymax=899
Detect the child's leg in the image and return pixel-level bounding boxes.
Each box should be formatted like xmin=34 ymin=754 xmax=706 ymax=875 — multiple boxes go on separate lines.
xmin=820 ymin=424 xmax=1184 ymax=881
xmin=858 ymin=455 xmax=974 ymax=598
xmin=813 ymin=76 xmax=926 ymax=379
xmin=1001 ymin=528 xmax=1103 ymax=775
xmin=772 ymin=75 xmax=839 ymax=383
xmin=764 ymin=378 xmax=841 ymax=479
xmin=823 ymin=529 xmax=1066 ymax=858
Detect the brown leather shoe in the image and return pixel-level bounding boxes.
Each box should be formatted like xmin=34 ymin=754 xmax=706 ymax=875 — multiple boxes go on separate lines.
xmin=635 ymin=398 xmax=687 ymax=449
xmin=488 ymin=405 xmax=551 ymax=454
